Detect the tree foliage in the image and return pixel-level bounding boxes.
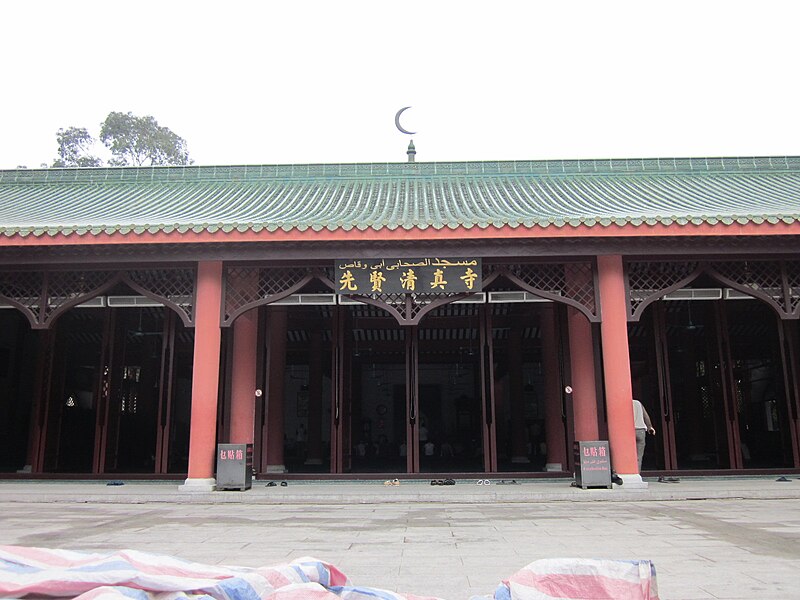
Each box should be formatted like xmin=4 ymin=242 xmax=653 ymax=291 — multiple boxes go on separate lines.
xmin=51 ymin=112 xmax=192 ymax=168
xmin=52 ymin=127 xmax=103 ymax=168
xmin=99 ymin=112 xmax=191 ymax=167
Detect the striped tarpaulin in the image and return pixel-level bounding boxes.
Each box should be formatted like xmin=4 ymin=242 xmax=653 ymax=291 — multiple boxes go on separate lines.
xmin=494 ymin=558 xmax=659 ymax=600
xmin=0 ymin=546 xmax=441 ymax=600
xmin=0 ymin=546 xmax=658 ymax=599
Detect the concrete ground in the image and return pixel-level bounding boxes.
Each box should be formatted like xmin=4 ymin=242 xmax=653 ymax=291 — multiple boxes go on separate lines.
xmin=1 ymin=476 xmax=799 ymax=599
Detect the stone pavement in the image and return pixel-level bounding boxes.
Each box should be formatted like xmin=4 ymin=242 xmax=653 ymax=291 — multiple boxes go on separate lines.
xmin=1 ymin=476 xmax=799 ymax=599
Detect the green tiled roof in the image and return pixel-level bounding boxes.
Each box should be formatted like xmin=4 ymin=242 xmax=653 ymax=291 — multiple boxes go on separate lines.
xmin=1 ymin=156 xmax=800 ymax=238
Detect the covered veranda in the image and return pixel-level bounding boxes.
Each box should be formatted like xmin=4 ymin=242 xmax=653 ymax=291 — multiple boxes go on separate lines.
xmin=0 ymin=157 xmax=799 ymax=488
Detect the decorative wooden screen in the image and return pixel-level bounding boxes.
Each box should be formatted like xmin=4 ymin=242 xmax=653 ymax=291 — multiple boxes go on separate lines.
xmin=491 ymin=261 xmax=599 ymax=322
xmin=626 ymin=261 xmax=702 ymax=320
xmin=344 ymin=291 xmax=476 ymax=326
xmin=223 ymin=266 xmax=317 ymax=326
xmin=0 ymin=267 xmax=196 ymax=329
xmin=327 ymin=261 xmax=598 ymax=326
xmin=626 ymin=259 xmax=800 ymax=321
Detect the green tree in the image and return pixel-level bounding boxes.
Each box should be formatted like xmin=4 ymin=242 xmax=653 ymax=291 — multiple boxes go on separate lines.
xmin=52 ymin=127 xmax=103 ymax=168
xmin=99 ymin=111 xmax=191 ymax=167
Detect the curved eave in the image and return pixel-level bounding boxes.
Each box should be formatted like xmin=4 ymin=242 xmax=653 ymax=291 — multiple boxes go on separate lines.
xmin=0 ymin=219 xmax=798 ymax=247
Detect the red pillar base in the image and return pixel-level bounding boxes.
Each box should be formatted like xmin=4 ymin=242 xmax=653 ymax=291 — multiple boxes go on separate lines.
xmin=179 ymin=477 xmax=216 ymax=492
xmin=618 ymin=474 xmax=647 ymax=488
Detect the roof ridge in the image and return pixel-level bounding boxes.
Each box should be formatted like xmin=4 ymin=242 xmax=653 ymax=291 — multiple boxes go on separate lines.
xmin=2 ymin=156 xmax=800 ymax=185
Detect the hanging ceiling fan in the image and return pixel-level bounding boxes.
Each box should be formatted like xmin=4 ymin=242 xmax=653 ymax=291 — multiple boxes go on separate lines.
xmin=683 ymin=302 xmax=704 ymax=331
xmin=128 ymin=310 xmax=162 ymax=337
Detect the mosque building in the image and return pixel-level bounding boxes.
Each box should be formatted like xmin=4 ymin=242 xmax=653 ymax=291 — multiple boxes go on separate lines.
xmin=1 ymin=147 xmax=799 ymax=489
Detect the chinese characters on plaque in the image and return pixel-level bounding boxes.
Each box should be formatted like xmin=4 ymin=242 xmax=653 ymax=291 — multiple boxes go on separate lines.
xmin=335 ymin=258 xmax=482 ymax=295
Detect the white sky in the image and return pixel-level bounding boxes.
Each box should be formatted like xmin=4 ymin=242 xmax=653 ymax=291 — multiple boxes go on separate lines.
xmin=2 ymin=1 xmax=799 ymax=169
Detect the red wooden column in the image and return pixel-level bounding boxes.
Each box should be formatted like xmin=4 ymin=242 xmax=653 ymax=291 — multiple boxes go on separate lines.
xmin=265 ymin=306 xmax=288 ymax=473
xmin=541 ymin=304 xmax=567 ymax=471
xmin=568 ymin=308 xmax=599 ymax=441
xmin=597 ymin=255 xmax=644 ymax=486
xmin=181 ymin=261 xmax=223 ymax=492
xmin=565 ymin=264 xmax=600 ymax=442
xmin=230 ymin=309 xmax=258 ymax=444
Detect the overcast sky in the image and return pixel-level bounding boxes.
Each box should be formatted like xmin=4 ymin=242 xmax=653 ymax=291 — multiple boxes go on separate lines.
xmin=2 ymin=1 xmax=799 ymax=169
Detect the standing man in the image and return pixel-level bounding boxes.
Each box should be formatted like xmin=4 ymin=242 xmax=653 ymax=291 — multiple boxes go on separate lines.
xmin=632 ymin=399 xmax=656 ymax=471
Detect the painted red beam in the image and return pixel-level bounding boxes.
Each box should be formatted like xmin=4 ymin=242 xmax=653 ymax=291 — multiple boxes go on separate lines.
xmin=0 ymin=221 xmax=799 ymax=247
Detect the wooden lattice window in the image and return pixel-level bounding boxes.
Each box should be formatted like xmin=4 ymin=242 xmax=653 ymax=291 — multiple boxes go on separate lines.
xmin=223 ymin=266 xmax=315 ymax=326
xmin=626 ymin=259 xmax=800 ymax=321
xmin=0 ymin=267 xmax=197 ymax=329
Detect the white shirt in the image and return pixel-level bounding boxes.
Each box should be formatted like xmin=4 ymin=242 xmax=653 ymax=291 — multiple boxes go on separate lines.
xmin=632 ymin=399 xmax=647 ymax=430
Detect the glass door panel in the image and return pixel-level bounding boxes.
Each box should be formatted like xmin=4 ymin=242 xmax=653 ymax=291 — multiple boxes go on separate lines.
xmin=417 ymin=305 xmax=483 ymax=473
xmin=347 ymin=306 xmax=406 ymax=473
xmin=46 ymin=311 xmax=105 ymax=473
xmin=665 ymin=301 xmax=730 ymax=469
xmin=725 ymin=301 xmax=793 ymax=468
xmin=104 ymin=308 xmax=164 ymax=473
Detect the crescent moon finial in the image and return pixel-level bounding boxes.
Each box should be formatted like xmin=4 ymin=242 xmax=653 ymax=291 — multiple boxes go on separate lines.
xmin=395 ymin=106 xmax=416 ymax=135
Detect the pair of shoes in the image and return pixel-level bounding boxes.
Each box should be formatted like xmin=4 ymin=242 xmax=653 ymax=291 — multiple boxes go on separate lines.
xmin=658 ymin=476 xmax=680 ymax=484
xmin=266 ymin=481 xmax=276 ymax=487
xmin=611 ymin=473 xmax=624 ymax=485
xmin=431 ymin=479 xmax=444 ymax=486
xmin=497 ymin=479 xmax=518 ymax=485
xmin=443 ymin=478 xmax=455 ymax=485
xmin=280 ymin=481 xmax=288 ymax=487
xmin=477 ymin=479 xmax=491 ymax=486
xmin=384 ymin=478 xmax=400 ymax=486
xmin=776 ymin=476 xmax=792 ymax=482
